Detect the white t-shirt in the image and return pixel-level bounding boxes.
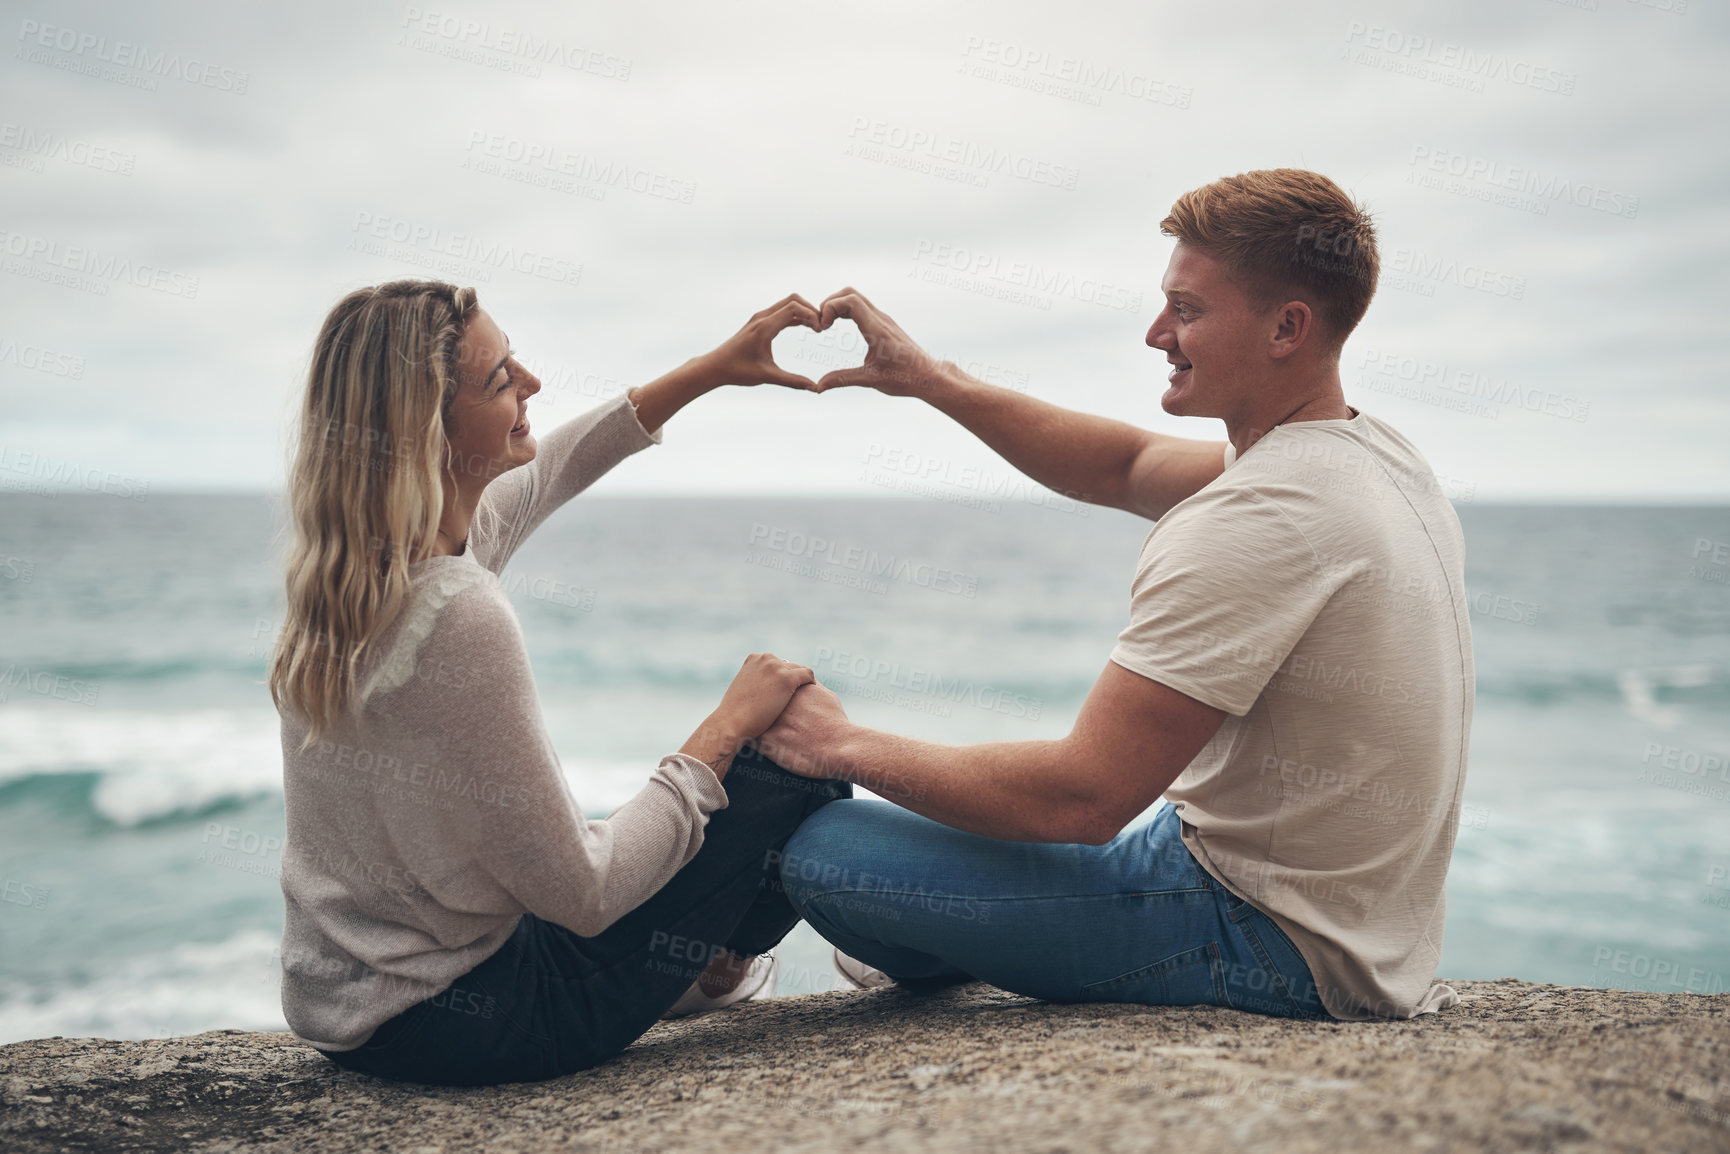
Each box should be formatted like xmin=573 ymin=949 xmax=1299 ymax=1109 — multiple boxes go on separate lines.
xmin=1110 ymin=409 xmax=1473 ymax=1020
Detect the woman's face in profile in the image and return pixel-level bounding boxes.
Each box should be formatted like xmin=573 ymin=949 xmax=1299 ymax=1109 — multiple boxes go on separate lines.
xmin=446 ymin=307 xmax=542 ymax=485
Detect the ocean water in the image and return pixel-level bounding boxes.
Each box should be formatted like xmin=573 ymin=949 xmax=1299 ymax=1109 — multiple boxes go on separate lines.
xmin=2 ymin=494 xmax=1728 ymax=1043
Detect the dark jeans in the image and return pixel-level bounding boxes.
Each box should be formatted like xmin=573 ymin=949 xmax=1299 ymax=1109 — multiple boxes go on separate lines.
xmin=322 ymin=749 xmax=849 ymax=1086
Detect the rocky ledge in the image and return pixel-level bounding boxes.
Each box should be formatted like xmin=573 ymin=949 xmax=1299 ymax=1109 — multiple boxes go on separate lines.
xmin=2 ymin=979 xmax=1726 ymax=1153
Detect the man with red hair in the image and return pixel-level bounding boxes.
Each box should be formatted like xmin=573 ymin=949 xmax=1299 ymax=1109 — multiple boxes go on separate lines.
xmin=766 ymin=169 xmax=1472 ymax=1022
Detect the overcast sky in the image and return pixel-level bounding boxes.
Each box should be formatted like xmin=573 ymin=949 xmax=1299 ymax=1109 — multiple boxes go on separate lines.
xmin=1 ymin=0 xmax=1724 ymax=502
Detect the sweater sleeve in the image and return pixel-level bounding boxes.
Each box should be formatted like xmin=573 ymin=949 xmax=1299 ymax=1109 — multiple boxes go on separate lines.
xmin=469 ymin=392 xmax=662 ymax=575
xmin=375 ymin=584 xmax=727 ymax=938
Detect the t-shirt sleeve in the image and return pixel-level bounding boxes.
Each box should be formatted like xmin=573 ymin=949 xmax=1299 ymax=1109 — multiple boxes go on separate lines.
xmin=1109 ymin=486 xmax=1334 ymax=717
xmin=378 ymin=585 xmax=727 ymax=938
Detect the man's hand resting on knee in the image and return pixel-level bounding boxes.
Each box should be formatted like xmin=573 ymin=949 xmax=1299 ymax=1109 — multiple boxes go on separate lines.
xmin=756 ymin=666 xmax=1226 ymax=846
xmin=754 ymin=682 xmax=854 ymax=779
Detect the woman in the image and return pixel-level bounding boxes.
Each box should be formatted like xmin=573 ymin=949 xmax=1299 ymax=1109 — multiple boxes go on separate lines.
xmin=268 ymin=279 xmax=848 ymax=1086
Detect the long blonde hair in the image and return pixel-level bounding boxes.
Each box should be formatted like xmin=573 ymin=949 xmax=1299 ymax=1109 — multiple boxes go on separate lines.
xmin=270 ymin=279 xmax=478 ymax=745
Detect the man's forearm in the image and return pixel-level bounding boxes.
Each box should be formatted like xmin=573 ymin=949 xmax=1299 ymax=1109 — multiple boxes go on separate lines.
xmin=821 ymin=724 xmax=1105 ymax=844
xmin=915 ymin=363 xmax=1152 ymax=513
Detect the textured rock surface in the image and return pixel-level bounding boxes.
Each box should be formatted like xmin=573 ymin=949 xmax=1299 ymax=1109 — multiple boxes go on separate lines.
xmin=1 ymin=979 xmax=1726 ymax=1153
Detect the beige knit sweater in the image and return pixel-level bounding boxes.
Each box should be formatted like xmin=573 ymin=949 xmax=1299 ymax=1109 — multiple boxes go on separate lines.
xmin=277 ymin=393 xmax=729 ymax=1051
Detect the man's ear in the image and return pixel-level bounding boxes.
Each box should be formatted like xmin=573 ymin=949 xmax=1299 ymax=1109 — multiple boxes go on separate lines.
xmin=1269 ymin=299 xmax=1314 ymax=360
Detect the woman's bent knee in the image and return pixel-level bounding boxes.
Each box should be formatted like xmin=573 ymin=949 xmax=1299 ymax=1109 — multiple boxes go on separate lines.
xmin=724 ymin=746 xmax=850 ymax=811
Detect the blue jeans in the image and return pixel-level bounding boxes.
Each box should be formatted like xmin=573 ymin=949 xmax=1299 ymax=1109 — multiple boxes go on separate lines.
xmin=779 ymin=799 xmax=1333 ymax=1019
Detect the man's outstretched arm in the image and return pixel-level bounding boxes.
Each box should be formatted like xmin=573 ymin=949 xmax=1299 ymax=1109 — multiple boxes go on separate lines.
xmin=756 ymin=661 xmax=1227 ymax=845
xmin=815 ymin=287 xmax=1226 ymax=521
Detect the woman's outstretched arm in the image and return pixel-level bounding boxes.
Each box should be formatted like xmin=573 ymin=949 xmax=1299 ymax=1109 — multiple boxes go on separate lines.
xmin=472 ymin=293 xmax=822 ymax=571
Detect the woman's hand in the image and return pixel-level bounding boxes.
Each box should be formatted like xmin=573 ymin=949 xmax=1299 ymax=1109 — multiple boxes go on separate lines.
xmin=694 ymin=293 xmax=823 ymax=391
xmin=679 ymin=652 xmax=816 ymax=779
xmin=627 ymin=294 xmax=821 ymax=434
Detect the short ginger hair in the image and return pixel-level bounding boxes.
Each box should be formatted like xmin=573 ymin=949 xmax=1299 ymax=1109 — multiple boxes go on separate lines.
xmin=1161 ymin=169 xmax=1378 ymax=346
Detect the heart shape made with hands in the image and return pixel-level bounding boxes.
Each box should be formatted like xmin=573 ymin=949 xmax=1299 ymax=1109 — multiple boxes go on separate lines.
xmin=770 ymin=316 xmax=867 ymax=386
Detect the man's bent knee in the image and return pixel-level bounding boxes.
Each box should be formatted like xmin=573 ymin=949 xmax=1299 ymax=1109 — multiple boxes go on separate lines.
xmin=778 ymin=800 xmax=906 ymax=908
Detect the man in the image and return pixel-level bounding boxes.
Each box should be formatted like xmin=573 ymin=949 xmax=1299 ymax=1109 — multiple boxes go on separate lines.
xmin=760 ymin=169 xmax=1473 ymax=1021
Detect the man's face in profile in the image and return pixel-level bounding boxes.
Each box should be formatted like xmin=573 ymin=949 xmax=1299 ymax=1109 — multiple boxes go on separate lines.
xmin=1146 ymin=243 xmax=1270 ymax=421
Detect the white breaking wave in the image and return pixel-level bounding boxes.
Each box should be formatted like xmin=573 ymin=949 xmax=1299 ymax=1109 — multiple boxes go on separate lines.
xmin=0 ymin=707 xmax=283 ymax=825
xmin=0 ymin=704 xmax=660 ymax=823
xmin=0 ymin=929 xmax=287 ymax=1046
xmin=1616 ymin=665 xmax=1712 ymax=732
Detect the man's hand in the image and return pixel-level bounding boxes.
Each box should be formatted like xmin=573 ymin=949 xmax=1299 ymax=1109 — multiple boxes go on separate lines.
xmin=755 ymin=662 xmax=1226 ymax=844
xmin=812 ymin=287 xmax=946 ymax=397
xmin=756 ymin=681 xmax=855 ymax=779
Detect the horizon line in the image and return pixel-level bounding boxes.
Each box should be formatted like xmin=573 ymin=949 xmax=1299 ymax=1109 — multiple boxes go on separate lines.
xmin=3 ymin=490 xmax=1728 ymax=508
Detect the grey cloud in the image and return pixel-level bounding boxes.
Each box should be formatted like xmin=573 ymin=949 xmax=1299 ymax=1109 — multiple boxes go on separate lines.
xmin=0 ymin=0 xmax=1724 ymax=499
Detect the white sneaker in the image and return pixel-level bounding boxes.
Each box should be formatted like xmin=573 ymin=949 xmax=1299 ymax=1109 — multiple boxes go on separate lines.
xmin=662 ymin=953 xmax=778 ymax=1019
xmin=832 ymin=948 xmax=894 ymax=990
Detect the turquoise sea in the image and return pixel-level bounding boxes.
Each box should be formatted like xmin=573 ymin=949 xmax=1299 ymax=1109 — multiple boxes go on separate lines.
xmin=2 ymin=494 xmax=1728 ymax=1041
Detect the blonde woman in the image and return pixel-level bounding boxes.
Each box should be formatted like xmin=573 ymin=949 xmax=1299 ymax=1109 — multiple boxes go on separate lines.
xmin=269 ymin=280 xmax=848 ymax=1086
